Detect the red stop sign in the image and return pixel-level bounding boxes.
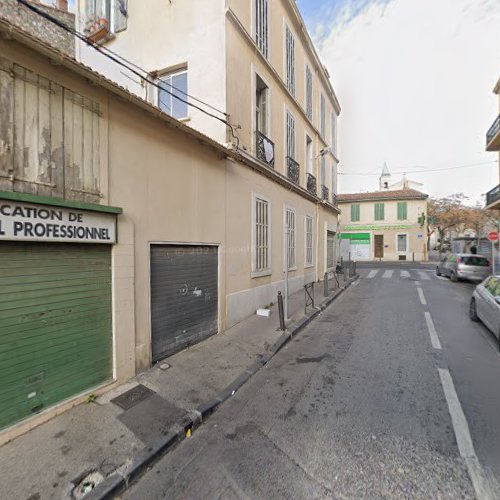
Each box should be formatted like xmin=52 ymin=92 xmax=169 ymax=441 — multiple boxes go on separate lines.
xmin=487 ymin=231 xmax=498 ymax=242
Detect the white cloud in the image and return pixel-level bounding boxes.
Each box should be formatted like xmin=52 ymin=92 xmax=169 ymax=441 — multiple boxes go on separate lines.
xmin=316 ymin=0 xmax=500 ymax=203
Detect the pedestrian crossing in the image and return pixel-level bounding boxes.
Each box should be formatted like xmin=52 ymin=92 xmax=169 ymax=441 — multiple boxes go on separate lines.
xmin=362 ymin=269 xmax=436 ymax=281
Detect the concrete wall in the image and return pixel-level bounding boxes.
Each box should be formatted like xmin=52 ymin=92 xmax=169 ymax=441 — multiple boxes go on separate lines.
xmin=1 ymin=0 xmax=75 ymax=56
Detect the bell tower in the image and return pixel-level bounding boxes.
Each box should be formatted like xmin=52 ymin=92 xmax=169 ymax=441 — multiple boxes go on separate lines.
xmin=379 ymin=163 xmax=391 ymax=190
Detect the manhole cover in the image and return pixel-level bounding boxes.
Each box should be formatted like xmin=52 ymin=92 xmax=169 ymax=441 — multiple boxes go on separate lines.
xmin=111 ymin=384 xmax=155 ymax=410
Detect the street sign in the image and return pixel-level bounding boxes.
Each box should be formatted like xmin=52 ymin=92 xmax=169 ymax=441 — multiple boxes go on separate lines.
xmin=487 ymin=232 xmax=498 ymax=242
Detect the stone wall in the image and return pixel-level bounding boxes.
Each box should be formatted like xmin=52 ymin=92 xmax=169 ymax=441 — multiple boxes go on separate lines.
xmin=1 ymin=0 xmax=75 ymax=56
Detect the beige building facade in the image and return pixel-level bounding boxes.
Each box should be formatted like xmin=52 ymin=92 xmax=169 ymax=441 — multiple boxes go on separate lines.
xmin=337 ymin=190 xmax=428 ymax=262
xmin=0 ymin=13 xmax=339 ymax=440
xmin=485 ymin=77 xmax=500 ymax=210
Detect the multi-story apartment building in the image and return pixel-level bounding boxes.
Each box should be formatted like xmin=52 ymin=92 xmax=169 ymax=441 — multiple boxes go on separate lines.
xmin=75 ymin=0 xmax=341 ymax=208
xmin=486 ymin=77 xmax=500 ymax=210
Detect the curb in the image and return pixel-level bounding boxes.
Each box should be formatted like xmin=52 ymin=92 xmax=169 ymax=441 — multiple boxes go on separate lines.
xmin=89 ymin=274 xmax=359 ymax=499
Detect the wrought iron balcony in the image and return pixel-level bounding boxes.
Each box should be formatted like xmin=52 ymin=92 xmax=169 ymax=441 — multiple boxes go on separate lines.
xmin=331 ymin=193 xmax=338 ymax=206
xmin=256 ymin=130 xmax=275 ymax=167
xmin=486 ymin=184 xmax=500 ymax=209
xmin=486 ymin=114 xmax=500 ymax=151
xmin=321 ymin=185 xmax=329 ymax=201
xmin=286 ymin=156 xmax=300 ymax=184
xmin=306 ymin=173 xmax=317 ymax=195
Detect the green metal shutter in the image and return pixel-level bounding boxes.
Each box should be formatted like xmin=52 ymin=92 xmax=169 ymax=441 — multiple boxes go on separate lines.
xmin=0 ymin=243 xmax=112 ymax=430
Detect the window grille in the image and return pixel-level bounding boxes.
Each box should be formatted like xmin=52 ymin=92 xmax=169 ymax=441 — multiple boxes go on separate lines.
xmin=255 ymin=0 xmax=269 ymax=58
xmin=286 ymin=208 xmax=296 ymax=269
xmin=254 ymin=197 xmax=270 ymax=272
xmin=285 ymin=25 xmax=295 ymax=95
xmin=306 ymin=65 xmax=313 ymax=121
xmin=305 ymin=216 xmax=313 ymax=265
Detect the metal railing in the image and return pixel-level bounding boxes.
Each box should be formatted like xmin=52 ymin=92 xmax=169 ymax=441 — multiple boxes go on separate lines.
xmin=487 ymin=115 xmax=500 ymax=146
xmin=321 ymin=184 xmax=329 ymax=201
xmin=306 ymin=173 xmax=317 ymax=195
xmin=256 ymin=130 xmax=275 ymax=168
xmin=286 ymin=156 xmax=300 ymax=184
xmin=331 ymin=193 xmax=338 ymax=206
xmin=486 ymin=184 xmax=500 ymax=207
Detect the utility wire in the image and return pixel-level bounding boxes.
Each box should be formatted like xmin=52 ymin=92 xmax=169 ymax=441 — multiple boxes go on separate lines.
xmin=339 ymin=160 xmax=498 ymax=176
xmin=15 ymin=0 xmax=239 ymax=143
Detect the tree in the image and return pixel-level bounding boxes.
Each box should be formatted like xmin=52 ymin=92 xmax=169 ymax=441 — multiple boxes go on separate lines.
xmin=461 ymin=203 xmax=499 ymax=247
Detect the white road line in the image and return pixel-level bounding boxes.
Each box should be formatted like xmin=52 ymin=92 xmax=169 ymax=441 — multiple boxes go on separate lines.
xmin=418 ymin=271 xmax=431 ymax=280
xmin=438 ymin=368 xmax=497 ymax=500
xmin=367 ymin=270 xmax=379 ymax=278
xmin=382 ymin=270 xmax=393 ymax=278
xmin=400 ymin=270 xmax=410 ymax=278
xmin=417 ymin=287 xmax=427 ymax=305
xmin=424 ymin=312 xmax=442 ymax=350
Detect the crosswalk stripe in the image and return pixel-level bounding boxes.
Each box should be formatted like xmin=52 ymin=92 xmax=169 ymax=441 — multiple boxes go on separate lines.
xmin=418 ymin=271 xmax=431 ymax=280
xmin=367 ymin=270 xmax=379 ymax=278
xmin=400 ymin=270 xmax=410 ymax=278
xmin=382 ymin=270 xmax=393 ymax=278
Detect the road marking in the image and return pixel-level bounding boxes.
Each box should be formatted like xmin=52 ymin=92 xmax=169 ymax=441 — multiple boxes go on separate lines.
xmin=382 ymin=270 xmax=393 ymax=278
xmin=367 ymin=270 xmax=379 ymax=278
xmin=400 ymin=270 xmax=410 ymax=278
xmin=418 ymin=271 xmax=431 ymax=280
xmin=414 ymin=280 xmax=421 ymax=286
xmin=438 ymin=368 xmax=497 ymax=500
xmin=424 ymin=312 xmax=442 ymax=350
xmin=417 ymin=287 xmax=427 ymax=305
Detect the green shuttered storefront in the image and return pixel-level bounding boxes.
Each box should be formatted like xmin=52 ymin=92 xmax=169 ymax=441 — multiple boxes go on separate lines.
xmin=0 ymin=242 xmax=112 ymax=430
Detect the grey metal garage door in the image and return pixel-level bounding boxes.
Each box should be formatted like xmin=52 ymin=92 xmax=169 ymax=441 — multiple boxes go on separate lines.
xmin=150 ymin=245 xmax=218 ymax=362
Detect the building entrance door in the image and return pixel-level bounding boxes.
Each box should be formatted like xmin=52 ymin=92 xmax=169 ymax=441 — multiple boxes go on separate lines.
xmin=374 ymin=235 xmax=384 ymax=258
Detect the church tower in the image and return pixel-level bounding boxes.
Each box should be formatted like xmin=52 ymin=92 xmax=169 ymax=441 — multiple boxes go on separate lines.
xmin=379 ymin=163 xmax=391 ymax=190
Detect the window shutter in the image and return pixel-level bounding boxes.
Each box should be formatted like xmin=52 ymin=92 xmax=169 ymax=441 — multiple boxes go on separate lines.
xmin=114 ymin=0 xmax=128 ymax=33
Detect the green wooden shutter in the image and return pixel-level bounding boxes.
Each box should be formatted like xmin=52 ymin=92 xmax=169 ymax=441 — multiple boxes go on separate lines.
xmin=397 ymin=202 xmax=407 ymax=220
xmin=374 ymin=203 xmax=384 ymax=221
xmin=0 ymin=243 xmax=112 ymax=429
xmin=351 ymin=204 xmax=360 ymax=222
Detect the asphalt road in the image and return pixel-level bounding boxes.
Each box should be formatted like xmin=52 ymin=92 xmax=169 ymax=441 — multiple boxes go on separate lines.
xmin=123 ymin=264 xmax=500 ymax=499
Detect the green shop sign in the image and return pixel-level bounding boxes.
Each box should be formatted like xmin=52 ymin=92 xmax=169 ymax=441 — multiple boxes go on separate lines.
xmin=343 ymin=224 xmax=412 ymax=231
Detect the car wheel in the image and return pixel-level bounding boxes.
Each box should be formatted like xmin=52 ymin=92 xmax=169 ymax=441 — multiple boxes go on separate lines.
xmin=469 ymin=298 xmax=479 ymax=321
xmin=436 ymin=267 xmax=441 ymax=276
xmin=450 ymin=272 xmax=458 ymax=282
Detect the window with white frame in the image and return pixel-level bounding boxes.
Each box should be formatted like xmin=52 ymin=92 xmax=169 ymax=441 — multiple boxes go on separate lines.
xmin=255 ymin=0 xmax=269 ymax=58
xmin=157 ymin=68 xmax=188 ymax=120
xmin=285 ymin=25 xmax=296 ymax=95
xmin=253 ymin=195 xmax=271 ymax=273
xmin=286 ymin=110 xmax=296 ymax=160
xmin=397 ymin=234 xmax=408 ymax=252
xmin=305 ymin=215 xmax=313 ymax=266
xmin=84 ymin=0 xmax=127 ymax=38
xmin=331 ymin=112 xmax=337 ymax=154
xmin=306 ymin=65 xmax=313 ymax=121
xmin=256 ymin=74 xmax=269 ymax=136
xmin=285 ymin=207 xmax=296 ymax=269
xmin=320 ymin=93 xmax=326 ymax=139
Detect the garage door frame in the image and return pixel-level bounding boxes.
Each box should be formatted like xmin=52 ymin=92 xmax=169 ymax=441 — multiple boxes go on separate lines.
xmin=148 ymin=241 xmax=221 ymax=363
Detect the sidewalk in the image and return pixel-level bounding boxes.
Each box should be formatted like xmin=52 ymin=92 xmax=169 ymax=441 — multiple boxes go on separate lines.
xmin=0 ymin=274 xmax=356 ymax=500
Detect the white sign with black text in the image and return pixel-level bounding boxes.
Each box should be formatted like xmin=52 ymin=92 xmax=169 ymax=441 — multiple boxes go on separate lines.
xmin=0 ymin=201 xmax=117 ymax=244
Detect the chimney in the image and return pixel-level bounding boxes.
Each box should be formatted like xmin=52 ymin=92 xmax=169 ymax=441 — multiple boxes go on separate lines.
xmin=56 ymin=0 xmax=68 ymax=11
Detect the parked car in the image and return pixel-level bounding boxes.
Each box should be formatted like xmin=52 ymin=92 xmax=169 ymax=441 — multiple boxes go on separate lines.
xmin=470 ymin=276 xmax=500 ymax=345
xmin=436 ymin=253 xmax=491 ymax=282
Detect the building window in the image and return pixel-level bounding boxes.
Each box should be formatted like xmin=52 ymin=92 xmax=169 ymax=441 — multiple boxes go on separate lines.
xmin=320 ymin=93 xmax=326 ymax=140
xmin=331 ymin=162 xmax=336 ymax=195
xmin=305 ymin=215 xmax=313 ymax=266
xmin=331 ymin=112 xmax=337 ymax=154
xmin=327 ymin=231 xmax=336 ymax=269
xmin=256 ymin=74 xmax=269 ymax=136
xmin=321 ymin=155 xmax=326 ymax=185
xmin=157 ymin=69 xmax=188 ymax=119
xmin=255 ymin=0 xmax=269 ymax=58
xmin=285 ymin=207 xmax=296 ymax=269
xmin=253 ymin=195 xmax=271 ymax=273
xmin=351 ymin=204 xmax=360 ymax=222
xmin=397 ymin=201 xmax=407 ymax=221
xmin=306 ymin=65 xmax=313 ymax=121
xmin=374 ymin=202 xmax=385 ymax=221
xmin=84 ymin=0 xmax=128 ymax=41
xmin=286 ymin=110 xmax=296 ymax=160
xmin=285 ymin=25 xmax=295 ymax=95
xmin=397 ymin=234 xmax=408 ymax=252
xmin=306 ymin=135 xmax=313 ymax=174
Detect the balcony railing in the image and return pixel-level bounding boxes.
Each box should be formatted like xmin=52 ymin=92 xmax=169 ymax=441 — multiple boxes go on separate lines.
xmin=256 ymin=130 xmax=275 ymax=168
xmin=322 ymin=185 xmax=329 ymax=201
xmin=331 ymin=193 xmax=338 ymax=206
xmin=487 ymin=114 xmax=500 ymax=148
xmin=306 ymin=173 xmax=317 ymax=195
xmin=286 ymin=156 xmax=300 ymax=184
xmin=486 ymin=184 xmax=500 ymax=208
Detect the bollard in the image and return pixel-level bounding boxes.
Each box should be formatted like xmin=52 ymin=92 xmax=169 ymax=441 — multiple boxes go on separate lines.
xmin=324 ymin=272 xmax=329 ymax=297
xmin=277 ymin=291 xmax=286 ymax=331
xmin=354 ymin=261 xmax=357 ymax=275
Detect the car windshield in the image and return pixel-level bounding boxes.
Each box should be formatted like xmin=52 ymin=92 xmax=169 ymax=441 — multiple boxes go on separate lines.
xmin=462 ymin=256 xmax=489 ymax=266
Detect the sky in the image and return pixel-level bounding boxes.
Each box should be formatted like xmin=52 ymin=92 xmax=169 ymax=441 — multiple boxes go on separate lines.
xmin=297 ymin=0 xmax=500 ymax=204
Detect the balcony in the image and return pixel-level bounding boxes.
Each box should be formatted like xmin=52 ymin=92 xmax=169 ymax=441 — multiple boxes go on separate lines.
xmin=256 ymin=130 xmax=275 ymax=168
xmin=286 ymin=156 xmax=300 ymax=184
xmin=486 ymin=114 xmax=500 ymax=151
xmin=331 ymin=193 xmax=338 ymax=206
xmin=306 ymin=173 xmax=317 ymax=195
xmin=486 ymin=184 xmax=500 ymax=209
xmin=321 ymin=185 xmax=329 ymax=201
